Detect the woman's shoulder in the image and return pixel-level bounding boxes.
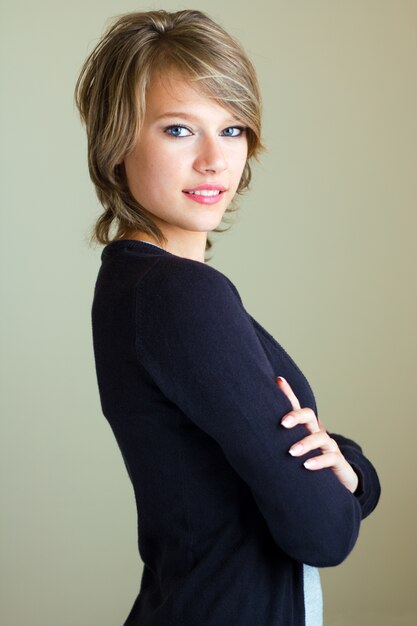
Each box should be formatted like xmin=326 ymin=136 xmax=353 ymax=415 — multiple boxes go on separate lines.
xmin=136 ymin=255 xmax=242 ymax=310
xmin=136 ymin=254 xmax=241 ymax=306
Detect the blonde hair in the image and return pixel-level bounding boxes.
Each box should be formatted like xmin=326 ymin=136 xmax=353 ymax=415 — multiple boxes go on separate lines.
xmin=74 ymin=9 xmax=266 ymax=258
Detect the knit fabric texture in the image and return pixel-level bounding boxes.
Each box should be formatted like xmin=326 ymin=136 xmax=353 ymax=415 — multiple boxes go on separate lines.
xmin=91 ymin=239 xmax=381 ymax=625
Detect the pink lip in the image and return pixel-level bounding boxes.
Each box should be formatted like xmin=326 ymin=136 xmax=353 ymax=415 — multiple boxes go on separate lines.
xmin=182 ymin=189 xmax=225 ymax=205
xmin=183 ymin=183 xmax=227 ymax=192
xmin=182 ymin=183 xmax=227 ymax=205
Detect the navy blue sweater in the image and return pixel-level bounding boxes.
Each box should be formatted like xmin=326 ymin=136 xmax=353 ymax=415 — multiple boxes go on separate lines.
xmin=91 ymin=239 xmax=380 ymax=626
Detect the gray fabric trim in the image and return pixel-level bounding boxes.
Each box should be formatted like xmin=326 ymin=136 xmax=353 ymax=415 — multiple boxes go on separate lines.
xmin=303 ymin=564 xmax=323 ymax=626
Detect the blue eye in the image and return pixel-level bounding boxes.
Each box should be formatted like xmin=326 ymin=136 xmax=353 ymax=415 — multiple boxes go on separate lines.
xmin=163 ymin=124 xmax=247 ymax=138
xmin=222 ymin=127 xmax=246 ymax=137
xmin=164 ymin=125 xmax=192 ymax=137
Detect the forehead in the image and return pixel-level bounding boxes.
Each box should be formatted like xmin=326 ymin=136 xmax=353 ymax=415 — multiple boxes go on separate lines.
xmin=144 ymin=70 xmax=238 ymax=123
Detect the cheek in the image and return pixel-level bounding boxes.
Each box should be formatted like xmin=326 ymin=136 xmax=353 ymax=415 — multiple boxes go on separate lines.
xmin=231 ymin=139 xmax=248 ymax=165
xmin=144 ymin=156 xmax=184 ymax=205
xmin=146 ymin=147 xmax=184 ymax=180
xmin=124 ymin=152 xmax=143 ymax=188
xmin=232 ymin=147 xmax=248 ymax=180
xmin=125 ymin=150 xmax=171 ymax=193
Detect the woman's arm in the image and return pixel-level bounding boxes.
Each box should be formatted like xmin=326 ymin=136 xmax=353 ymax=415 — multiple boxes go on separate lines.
xmin=276 ymin=376 xmax=381 ymax=519
xmin=135 ymin=259 xmax=365 ymax=568
xmin=327 ymin=432 xmax=381 ymax=518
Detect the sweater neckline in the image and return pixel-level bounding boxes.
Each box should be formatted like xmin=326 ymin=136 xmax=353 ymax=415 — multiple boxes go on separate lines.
xmin=103 ymin=239 xmax=174 ymax=258
xmin=102 ymin=239 xmax=209 ymax=265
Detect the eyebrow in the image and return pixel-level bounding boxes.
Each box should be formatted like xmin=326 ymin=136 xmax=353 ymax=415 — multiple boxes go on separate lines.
xmin=155 ymin=111 xmax=242 ymax=124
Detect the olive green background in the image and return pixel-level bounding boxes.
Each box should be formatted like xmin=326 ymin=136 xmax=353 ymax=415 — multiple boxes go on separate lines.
xmin=1 ymin=1 xmax=416 ymax=624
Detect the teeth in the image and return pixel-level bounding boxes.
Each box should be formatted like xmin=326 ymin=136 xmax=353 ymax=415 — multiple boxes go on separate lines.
xmin=188 ymin=190 xmax=221 ymax=196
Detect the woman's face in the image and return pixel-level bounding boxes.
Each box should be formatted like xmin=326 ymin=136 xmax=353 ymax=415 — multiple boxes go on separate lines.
xmin=123 ymin=71 xmax=248 ymax=243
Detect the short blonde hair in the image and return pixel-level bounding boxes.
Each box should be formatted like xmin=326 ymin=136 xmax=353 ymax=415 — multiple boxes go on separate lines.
xmin=74 ymin=9 xmax=266 ymax=257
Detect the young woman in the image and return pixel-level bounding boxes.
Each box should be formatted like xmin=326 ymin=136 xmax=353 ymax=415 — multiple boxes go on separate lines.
xmin=75 ymin=9 xmax=380 ymax=626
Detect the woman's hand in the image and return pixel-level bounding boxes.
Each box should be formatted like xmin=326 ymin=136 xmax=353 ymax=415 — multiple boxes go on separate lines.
xmin=275 ymin=376 xmax=359 ymax=494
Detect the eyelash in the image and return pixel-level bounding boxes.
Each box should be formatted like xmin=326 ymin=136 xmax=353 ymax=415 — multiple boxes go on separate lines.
xmin=163 ymin=124 xmax=247 ymax=138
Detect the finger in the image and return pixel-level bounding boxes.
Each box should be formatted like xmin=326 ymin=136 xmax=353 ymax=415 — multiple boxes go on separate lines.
xmin=288 ymin=432 xmax=339 ymax=457
xmin=317 ymin=415 xmax=327 ymax=432
xmin=303 ymin=451 xmax=345 ymax=471
xmin=281 ymin=407 xmax=320 ymax=434
xmin=303 ymin=453 xmax=360 ymax=493
xmin=275 ymin=376 xmax=301 ymax=410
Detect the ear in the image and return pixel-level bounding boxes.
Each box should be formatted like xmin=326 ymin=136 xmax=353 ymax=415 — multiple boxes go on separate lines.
xmin=114 ymin=162 xmax=125 ymax=179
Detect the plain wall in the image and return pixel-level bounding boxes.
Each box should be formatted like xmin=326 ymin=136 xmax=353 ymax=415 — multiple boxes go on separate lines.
xmin=1 ymin=1 xmax=416 ymax=624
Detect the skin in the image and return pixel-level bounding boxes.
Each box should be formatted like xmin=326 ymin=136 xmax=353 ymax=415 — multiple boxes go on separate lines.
xmin=123 ymin=70 xmax=248 ymax=263
xmin=123 ymin=68 xmax=359 ymax=494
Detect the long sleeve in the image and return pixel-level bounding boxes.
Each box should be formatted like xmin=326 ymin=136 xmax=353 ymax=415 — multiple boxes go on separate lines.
xmin=243 ymin=308 xmax=381 ymax=522
xmin=330 ymin=432 xmax=381 ymax=518
xmin=134 ymin=257 xmax=363 ymax=568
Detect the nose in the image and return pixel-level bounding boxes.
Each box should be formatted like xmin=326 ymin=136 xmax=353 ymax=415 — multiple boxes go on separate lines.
xmin=193 ymin=134 xmax=227 ymax=174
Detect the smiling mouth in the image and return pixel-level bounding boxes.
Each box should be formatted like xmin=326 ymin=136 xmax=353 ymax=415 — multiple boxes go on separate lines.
xmin=184 ymin=190 xmax=224 ymax=197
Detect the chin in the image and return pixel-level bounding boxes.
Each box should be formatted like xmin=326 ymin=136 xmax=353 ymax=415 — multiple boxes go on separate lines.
xmin=182 ymin=212 xmax=225 ymax=231
xmin=198 ymin=216 xmax=226 ymax=232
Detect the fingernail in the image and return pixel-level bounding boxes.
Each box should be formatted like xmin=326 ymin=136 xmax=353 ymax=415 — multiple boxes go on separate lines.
xmin=276 ymin=376 xmax=287 ymax=383
xmin=281 ymin=416 xmax=294 ymax=427
xmin=304 ymin=459 xmax=316 ymax=469
xmin=289 ymin=444 xmax=303 ymax=456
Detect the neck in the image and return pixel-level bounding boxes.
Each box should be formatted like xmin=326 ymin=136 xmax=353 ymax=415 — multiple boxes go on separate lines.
xmin=124 ymin=231 xmax=207 ymax=263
